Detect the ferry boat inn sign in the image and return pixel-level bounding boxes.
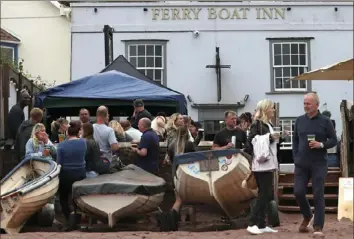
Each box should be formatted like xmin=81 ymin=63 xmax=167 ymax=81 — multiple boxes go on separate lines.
xmin=151 ymin=7 xmax=286 ymax=20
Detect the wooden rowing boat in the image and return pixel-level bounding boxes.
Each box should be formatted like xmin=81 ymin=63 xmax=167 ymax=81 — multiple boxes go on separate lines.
xmin=173 ymin=150 xmax=257 ymax=218
xmin=0 ymin=157 xmax=60 ymax=234
xmin=72 ymin=164 xmax=166 ymax=228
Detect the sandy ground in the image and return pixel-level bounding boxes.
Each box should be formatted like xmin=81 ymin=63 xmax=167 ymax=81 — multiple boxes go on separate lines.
xmin=1 ymin=212 xmax=353 ymax=239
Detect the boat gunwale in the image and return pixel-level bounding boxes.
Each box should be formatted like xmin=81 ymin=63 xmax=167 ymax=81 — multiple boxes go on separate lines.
xmin=0 ymin=157 xmax=58 ymax=198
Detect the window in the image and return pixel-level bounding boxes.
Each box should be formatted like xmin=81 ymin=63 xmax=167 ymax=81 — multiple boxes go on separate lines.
xmin=279 ymin=118 xmax=295 ymax=149
xmin=126 ymin=42 xmax=166 ymax=85
xmin=271 ymin=41 xmax=310 ymax=91
xmin=0 ymin=46 xmax=15 ymax=63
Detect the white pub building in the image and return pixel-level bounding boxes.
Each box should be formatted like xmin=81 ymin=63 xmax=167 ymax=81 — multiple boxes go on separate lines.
xmin=70 ymin=1 xmax=353 ymax=146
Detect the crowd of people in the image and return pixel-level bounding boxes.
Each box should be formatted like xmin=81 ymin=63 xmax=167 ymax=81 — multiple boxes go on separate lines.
xmin=6 ymin=92 xmax=338 ymax=236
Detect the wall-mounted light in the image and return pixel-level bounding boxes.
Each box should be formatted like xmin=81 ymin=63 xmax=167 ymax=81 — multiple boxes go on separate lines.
xmin=192 ymin=30 xmax=200 ymax=38
xmin=244 ymin=94 xmax=249 ymax=102
xmin=143 ymin=8 xmax=148 ymax=12
xmin=187 ymin=95 xmax=193 ymax=103
xmin=94 ymin=8 xmax=97 ymax=13
xmin=287 ymin=7 xmax=291 ymax=11
xmin=334 ymin=7 xmax=338 ymax=12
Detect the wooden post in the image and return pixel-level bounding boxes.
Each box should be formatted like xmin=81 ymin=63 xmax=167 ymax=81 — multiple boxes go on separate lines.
xmin=272 ymin=102 xmax=280 ymax=203
xmin=340 ymin=100 xmax=349 ymax=177
xmin=3 ymin=64 xmax=10 ymax=139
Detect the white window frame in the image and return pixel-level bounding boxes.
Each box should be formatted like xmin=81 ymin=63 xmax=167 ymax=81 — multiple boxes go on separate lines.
xmin=272 ymin=42 xmax=309 ymax=92
xmin=127 ymin=43 xmax=165 ymax=85
xmin=279 ymin=118 xmax=296 ymax=150
xmin=0 ymin=45 xmax=15 ymax=63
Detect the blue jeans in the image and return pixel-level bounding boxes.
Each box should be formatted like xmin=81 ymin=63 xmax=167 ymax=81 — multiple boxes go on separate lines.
xmin=327 ymin=154 xmax=339 ymax=167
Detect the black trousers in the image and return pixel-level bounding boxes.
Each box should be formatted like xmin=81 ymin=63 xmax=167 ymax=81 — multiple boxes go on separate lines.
xmin=248 ymin=171 xmax=273 ymax=229
xmin=59 ymin=169 xmax=86 ymax=220
xmin=294 ymin=163 xmax=327 ymax=229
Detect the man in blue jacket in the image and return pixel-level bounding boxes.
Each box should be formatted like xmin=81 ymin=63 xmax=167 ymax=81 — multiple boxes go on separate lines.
xmin=293 ymin=93 xmax=337 ymax=236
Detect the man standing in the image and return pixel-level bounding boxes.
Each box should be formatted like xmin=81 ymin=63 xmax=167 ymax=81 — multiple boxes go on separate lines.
xmin=7 ymin=89 xmax=31 ymax=141
xmin=14 ymin=108 xmax=43 ymax=161
xmin=131 ymin=118 xmax=159 ymax=174
xmin=129 ymin=99 xmax=153 ymax=129
xmin=93 ymin=106 xmax=119 ymax=162
xmin=293 ymin=93 xmax=337 ymax=236
xmin=79 ymin=108 xmax=91 ymax=124
xmin=212 ymin=111 xmax=247 ymax=150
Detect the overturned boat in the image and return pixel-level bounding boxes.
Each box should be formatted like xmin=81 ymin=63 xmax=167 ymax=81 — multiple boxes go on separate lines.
xmin=0 ymin=157 xmax=60 ymax=234
xmin=173 ymin=149 xmax=258 ymax=219
xmin=72 ymin=164 xmax=166 ymax=228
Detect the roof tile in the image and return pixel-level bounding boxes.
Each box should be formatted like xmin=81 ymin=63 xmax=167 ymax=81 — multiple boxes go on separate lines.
xmin=0 ymin=28 xmax=21 ymax=43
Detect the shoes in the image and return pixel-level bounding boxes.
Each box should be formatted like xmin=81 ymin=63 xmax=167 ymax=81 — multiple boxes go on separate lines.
xmin=313 ymin=227 xmax=324 ymax=237
xmin=247 ymin=225 xmax=263 ymax=235
xmin=259 ymin=226 xmax=278 ymax=233
xmin=299 ymin=215 xmax=314 ymax=233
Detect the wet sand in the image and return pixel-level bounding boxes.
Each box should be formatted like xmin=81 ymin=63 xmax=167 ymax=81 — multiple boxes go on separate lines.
xmin=1 ymin=213 xmax=352 ymax=239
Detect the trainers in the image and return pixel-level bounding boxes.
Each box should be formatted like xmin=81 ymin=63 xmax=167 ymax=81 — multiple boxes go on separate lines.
xmin=247 ymin=225 xmax=263 ymax=235
xmin=299 ymin=215 xmax=314 ymax=233
xmin=259 ymin=226 xmax=278 ymax=233
xmin=313 ymin=227 xmax=324 ymax=236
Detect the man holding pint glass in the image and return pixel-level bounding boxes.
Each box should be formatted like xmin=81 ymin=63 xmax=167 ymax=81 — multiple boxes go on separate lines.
xmin=292 ymin=93 xmax=337 ymax=236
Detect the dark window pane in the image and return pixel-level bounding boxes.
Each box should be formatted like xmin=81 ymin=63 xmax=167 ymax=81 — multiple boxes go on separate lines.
xmin=146 ymin=57 xmax=154 ymax=67
xmin=138 ymin=69 xmax=145 ymax=75
xmin=291 ymin=55 xmax=299 ymax=65
xmin=283 ymin=55 xmax=290 ymax=65
xmin=291 ymin=44 xmax=298 ymax=54
xmin=274 ymin=43 xmax=281 ymax=55
xmin=274 ymin=55 xmax=282 ymax=65
xmin=155 ymin=57 xmax=162 ymax=67
xmin=291 ymin=67 xmax=299 ymax=77
xmin=206 ymin=121 xmax=213 ymax=132
xmin=154 ymin=80 xmax=162 ymax=85
xmin=299 ymin=67 xmax=305 ymax=75
xmin=147 ymin=69 xmax=154 ymax=79
xmin=155 ymin=45 xmax=162 ymax=56
xmin=300 ymin=55 xmax=306 ymax=65
xmin=282 ymin=44 xmax=290 ymax=54
xmin=155 ymin=69 xmax=161 ymax=80
xmin=138 ymin=57 xmax=145 ymax=67
xmin=274 ymin=68 xmax=282 ymax=77
xmin=299 ymin=44 xmax=306 ymax=54
xmin=283 ymin=78 xmax=290 ymax=88
xmin=138 ymin=45 xmax=145 ymax=55
xmin=275 ymin=78 xmax=283 ymax=89
xmin=291 ymin=78 xmax=299 ymax=88
xmin=146 ymin=45 xmax=154 ymax=55
xmin=129 ymin=45 xmax=137 ymax=56
xmin=283 ymin=67 xmax=290 ymax=77
xmin=129 ymin=57 xmax=137 ymax=67
xmin=300 ymin=81 xmax=307 ymax=88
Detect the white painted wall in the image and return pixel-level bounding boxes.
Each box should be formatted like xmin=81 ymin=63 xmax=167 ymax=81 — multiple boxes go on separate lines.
xmin=1 ymin=1 xmax=71 ymax=85
xmin=70 ymin=2 xmax=353 ymax=134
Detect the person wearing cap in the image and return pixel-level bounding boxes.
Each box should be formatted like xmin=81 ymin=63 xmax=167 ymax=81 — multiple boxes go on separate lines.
xmin=7 ymin=89 xmax=31 ymax=142
xmin=129 ymin=99 xmax=153 ymax=129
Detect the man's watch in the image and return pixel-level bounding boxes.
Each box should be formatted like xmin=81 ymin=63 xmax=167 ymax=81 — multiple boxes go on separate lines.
xmin=320 ymin=143 xmax=324 ymax=148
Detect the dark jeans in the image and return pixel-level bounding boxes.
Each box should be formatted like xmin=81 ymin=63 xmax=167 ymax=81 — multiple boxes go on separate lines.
xmin=59 ymin=169 xmax=86 ymax=220
xmin=249 ymin=171 xmax=273 ymax=229
xmin=294 ymin=163 xmax=327 ymax=229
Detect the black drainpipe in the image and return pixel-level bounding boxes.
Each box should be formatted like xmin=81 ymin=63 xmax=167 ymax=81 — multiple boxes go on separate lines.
xmin=103 ymin=25 xmax=114 ymax=67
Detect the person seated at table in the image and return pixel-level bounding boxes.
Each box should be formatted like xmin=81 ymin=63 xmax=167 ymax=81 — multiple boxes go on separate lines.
xmin=25 ymin=123 xmax=56 ymax=158
xmin=82 ymin=122 xmax=101 ymax=178
xmin=56 ymin=120 xmax=86 ymax=225
xmin=51 ymin=118 xmax=69 ymax=143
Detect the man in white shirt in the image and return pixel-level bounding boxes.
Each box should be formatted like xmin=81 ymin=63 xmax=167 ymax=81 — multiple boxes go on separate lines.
xmin=120 ymin=120 xmax=142 ymax=142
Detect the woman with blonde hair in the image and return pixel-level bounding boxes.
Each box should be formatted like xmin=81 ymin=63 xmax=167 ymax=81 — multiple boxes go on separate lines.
xmin=244 ymin=99 xmax=281 ymax=235
xmin=25 ymin=123 xmax=56 ymax=158
xmin=109 ymin=120 xmax=133 ymax=142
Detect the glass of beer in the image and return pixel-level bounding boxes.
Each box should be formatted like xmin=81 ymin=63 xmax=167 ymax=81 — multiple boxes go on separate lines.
xmin=307 ymin=134 xmax=316 ymax=142
xmin=273 ymin=127 xmax=281 ymax=142
xmin=43 ymin=146 xmax=50 ymax=157
xmin=58 ymin=134 xmax=65 ymax=143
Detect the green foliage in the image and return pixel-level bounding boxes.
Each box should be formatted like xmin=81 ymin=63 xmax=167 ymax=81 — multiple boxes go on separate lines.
xmin=0 ymin=52 xmax=56 ymax=90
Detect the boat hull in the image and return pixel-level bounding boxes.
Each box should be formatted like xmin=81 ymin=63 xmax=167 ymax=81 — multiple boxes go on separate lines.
xmin=1 ymin=159 xmax=60 ymax=234
xmin=174 ymin=152 xmax=257 ymax=218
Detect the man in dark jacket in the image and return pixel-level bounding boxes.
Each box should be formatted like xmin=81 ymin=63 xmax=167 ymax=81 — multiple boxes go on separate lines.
xmin=7 ymin=89 xmax=31 ymax=142
xmin=129 ymin=99 xmax=153 ymax=129
xmin=14 ymin=108 xmax=43 ymax=161
xmin=292 ymin=93 xmax=337 ymax=236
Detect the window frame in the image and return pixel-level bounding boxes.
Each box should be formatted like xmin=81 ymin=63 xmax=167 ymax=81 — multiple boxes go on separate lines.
xmin=124 ymin=40 xmax=168 ymax=86
xmin=279 ymin=118 xmax=296 ymax=150
xmin=269 ymin=39 xmax=312 ymax=93
xmin=0 ymin=43 xmax=18 ymax=64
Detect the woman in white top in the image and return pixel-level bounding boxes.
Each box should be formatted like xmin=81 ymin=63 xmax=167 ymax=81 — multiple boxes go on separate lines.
xmin=244 ymin=99 xmax=280 ymax=235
